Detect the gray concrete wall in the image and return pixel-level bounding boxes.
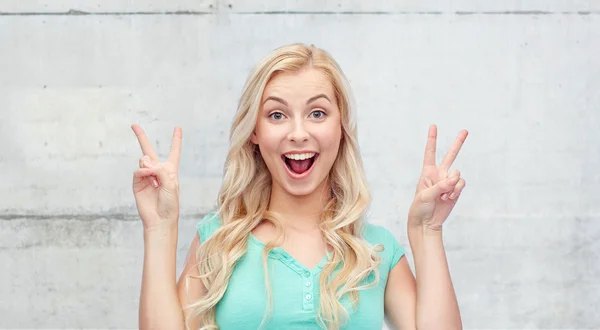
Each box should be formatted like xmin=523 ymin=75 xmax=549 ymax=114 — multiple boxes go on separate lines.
xmin=1 ymin=1 xmax=599 ymax=328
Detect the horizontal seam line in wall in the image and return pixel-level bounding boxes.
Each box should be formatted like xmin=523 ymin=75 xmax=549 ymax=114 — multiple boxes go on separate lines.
xmin=1 ymin=10 xmax=600 ymax=16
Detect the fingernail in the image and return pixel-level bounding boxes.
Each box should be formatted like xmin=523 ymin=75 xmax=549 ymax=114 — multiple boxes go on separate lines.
xmin=144 ymin=160 xmax=153 ymax=167
xmin=152 ymin=178 xmax=159 ymax=187
xmin=449 ymin=192 xmax=457 ymax=200
xmin=441 ymin=193 xmax=448 ymax=200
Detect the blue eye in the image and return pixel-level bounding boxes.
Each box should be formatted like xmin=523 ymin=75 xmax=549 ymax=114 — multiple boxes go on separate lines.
xmin=310 ymin=110 xmax=326 ymax=119
xmin=269 ymin=112 xmax=284 ymax=120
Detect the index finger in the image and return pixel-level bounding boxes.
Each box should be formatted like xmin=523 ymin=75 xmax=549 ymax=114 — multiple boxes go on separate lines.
xmin=423 ymin=124 xmax=437 ymax=167
xmin=440 ymin=129 xmax=469 ymax=170
xmin=167 ymin=127 xmax=183 ymax=166
xmin=131 ymin=124 xmax=159 ymax=161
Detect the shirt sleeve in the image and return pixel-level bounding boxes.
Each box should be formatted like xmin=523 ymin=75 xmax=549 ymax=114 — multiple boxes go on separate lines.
xmin=377 ymin=226 xmax=406 ymax=271
xmin=196 ymin=211 xmax=221 ymax=242
xmin=388 ymin=231 xmax=406 ymax=271
xmin=364 ymin=223 xmax=407 ymax=272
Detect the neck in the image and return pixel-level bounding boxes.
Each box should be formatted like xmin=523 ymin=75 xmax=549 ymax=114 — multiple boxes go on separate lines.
xmin=268 ymin=178 xmax=331 ymax=230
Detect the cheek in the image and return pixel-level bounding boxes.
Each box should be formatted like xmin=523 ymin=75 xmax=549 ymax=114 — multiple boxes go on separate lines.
xmin=255 ymin=126 xmax=283 ymax=155
xmin=317 ymin=126 xmax=342 ymax=153
xmin=257 ymin=141 xmax=281 ymax=173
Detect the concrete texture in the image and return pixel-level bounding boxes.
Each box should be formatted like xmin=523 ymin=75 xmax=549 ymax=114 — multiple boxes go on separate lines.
xmin=1 ymin=1 xmax=599 ymax=329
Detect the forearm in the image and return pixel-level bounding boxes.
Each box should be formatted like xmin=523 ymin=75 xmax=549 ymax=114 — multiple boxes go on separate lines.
xmin=139 ymin=223 xmax=185 ymax=330
xmin=408 ymin=223 xmax=462 ymax=330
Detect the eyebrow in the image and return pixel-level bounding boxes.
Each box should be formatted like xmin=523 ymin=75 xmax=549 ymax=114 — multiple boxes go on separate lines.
xmin=262 ymin=93 xmax=332 ymax=106
xmin=306 ymin=94 xmax=331 ymax=104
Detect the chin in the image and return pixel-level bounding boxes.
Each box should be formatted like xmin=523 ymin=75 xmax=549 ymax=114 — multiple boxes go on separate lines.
xmin=281 ymin=181 xmax=323 ymax=197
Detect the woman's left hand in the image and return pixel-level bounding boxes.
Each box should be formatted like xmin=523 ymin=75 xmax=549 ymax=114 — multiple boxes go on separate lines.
xmin=408 ymin=125 xmax=468 ymax=231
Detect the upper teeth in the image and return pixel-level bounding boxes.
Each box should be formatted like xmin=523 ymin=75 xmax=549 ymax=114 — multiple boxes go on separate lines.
xmin=284 ymin=153 xmax=315 ymax=160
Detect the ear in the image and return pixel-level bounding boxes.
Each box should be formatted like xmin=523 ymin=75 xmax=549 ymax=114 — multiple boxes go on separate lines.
xmin=250 ymin=131 xmax=258 ymax=145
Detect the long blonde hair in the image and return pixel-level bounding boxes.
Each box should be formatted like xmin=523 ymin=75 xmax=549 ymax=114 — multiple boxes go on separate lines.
xmin=185 ymin=43 xmax=382 ymax=330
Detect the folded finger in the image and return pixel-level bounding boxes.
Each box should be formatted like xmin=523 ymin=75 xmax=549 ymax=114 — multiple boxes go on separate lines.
xmin=449 ymin=178 xmax=466 ymax=200
xmin=133 ymin=167 xmax=160 ymax=188
xmin=421 ymin=176 xmax=459 ymax=202
xmin=139 ymin=155 xmax=153 ymax=169
xmin=134 ymin=167 xmax=155 ymax=179
xmin=146 ymin=163 xmax=177 ymax=190
xmin=447 ymin=168 xmax=461 ymax=180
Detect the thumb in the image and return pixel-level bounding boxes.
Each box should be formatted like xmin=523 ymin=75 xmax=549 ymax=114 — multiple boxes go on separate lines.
xmin=421 ymin=176 xmax=459 ymax=202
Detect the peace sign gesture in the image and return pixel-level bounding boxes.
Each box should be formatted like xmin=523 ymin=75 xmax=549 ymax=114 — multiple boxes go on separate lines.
xmin=408 ymin=125 xmax=468 ymax=231
xmin=131 ymin=124 xmax=183 ymax=230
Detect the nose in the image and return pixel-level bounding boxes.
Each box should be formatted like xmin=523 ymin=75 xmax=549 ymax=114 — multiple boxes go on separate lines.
xmin=287 ymin=119 xmax=309 ymax=143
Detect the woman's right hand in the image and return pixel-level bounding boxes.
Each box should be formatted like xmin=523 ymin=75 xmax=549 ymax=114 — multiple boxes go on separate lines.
xmin=131 ymin=124 xmax=183 ymax=230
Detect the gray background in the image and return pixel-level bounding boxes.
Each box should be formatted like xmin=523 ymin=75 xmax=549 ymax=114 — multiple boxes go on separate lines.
xmin=1 ymin=0 xmax=599 ymax=329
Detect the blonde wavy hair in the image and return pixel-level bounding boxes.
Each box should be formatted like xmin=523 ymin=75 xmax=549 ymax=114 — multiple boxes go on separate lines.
xmin=185 ymin=43 xmax=382 ymax=330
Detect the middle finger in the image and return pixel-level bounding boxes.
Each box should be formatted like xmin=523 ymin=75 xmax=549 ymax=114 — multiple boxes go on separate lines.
xmin=440 ymin=129 xmax=468 ymax=170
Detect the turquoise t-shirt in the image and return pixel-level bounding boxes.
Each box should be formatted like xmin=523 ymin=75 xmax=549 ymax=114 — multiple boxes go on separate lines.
xmin=196 ymin=212 xmax=405 ymax=330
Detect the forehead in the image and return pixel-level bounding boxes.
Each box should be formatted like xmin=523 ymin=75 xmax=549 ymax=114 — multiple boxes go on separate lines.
xmin=262 ymin=68 xmax=335 ymax=101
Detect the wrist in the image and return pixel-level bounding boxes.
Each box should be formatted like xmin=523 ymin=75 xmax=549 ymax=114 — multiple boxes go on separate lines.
xmin=143 ymin=219 xmax=179 ymax=239
xmin=408 ymin=221 xmax=443 ymax=237
xmin=143 ymin=215 xmax=178 ymax=230
xmin=407 ymin=222 xmax=445 ymax=256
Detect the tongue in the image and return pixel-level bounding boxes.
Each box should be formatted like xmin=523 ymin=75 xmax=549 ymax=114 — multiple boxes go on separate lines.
xmin=288 ymin=159 xmax=312 ymax=174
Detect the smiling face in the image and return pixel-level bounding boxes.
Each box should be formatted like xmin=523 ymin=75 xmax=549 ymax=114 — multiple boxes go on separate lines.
xmin=250 ymin=68 xmax=342 ymax=197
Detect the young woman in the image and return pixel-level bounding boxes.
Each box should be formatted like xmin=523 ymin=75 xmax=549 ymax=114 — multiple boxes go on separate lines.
xmin=132 ymin=43 xmax=467 ymax=330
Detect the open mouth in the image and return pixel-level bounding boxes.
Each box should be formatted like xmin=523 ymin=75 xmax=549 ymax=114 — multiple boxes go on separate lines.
xmin=282 ymin=152 xmax=319 ymax=176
